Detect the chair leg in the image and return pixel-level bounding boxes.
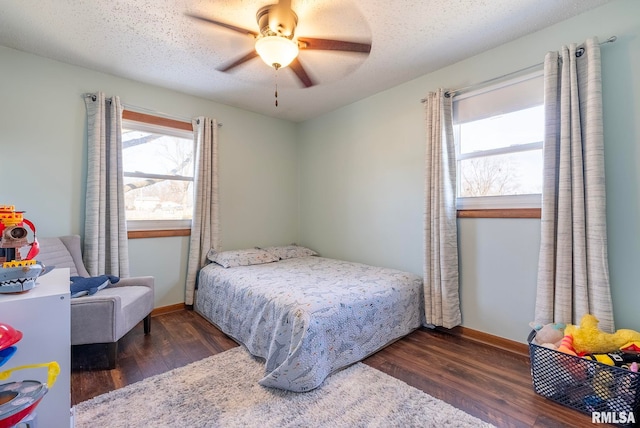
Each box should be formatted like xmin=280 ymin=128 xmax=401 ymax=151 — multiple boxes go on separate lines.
xmin=143 ymin=314 xmax=151 ymax=335
xmin=107 ymin=342 xmax=118 ymax=370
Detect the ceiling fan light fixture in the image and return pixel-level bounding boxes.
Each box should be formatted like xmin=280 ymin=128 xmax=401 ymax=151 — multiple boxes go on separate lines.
xmin=255 ymin=35 xmax=299 ymax=69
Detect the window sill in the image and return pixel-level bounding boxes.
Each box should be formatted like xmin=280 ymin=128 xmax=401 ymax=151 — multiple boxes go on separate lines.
xmin=457 ymin=208 xmax=541 ymax=219
xmin=128 ymin=229 xmax=191 ymax=239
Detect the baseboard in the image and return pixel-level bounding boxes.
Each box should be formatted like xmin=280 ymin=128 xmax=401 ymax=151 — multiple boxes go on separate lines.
xmin=434 ymin=325 xmax=529 ymax=358
xmin=150 ymin=303 xmax=186 ymax=317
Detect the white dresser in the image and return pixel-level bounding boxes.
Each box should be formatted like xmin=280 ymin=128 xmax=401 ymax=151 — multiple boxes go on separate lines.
xmin=0 ymin=267 xmax=71 ymax=427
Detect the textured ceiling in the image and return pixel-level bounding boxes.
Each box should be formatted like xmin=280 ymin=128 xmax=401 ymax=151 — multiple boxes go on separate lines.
xmin=0 ymin=0 xmax=612 ymax=122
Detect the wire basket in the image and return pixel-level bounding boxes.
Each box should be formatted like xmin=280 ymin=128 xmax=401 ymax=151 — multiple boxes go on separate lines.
xmin=528 ymin=330 xmax=640 ymax=427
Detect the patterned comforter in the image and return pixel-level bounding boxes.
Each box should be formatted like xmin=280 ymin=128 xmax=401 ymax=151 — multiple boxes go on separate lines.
xmin=195 ymin=256 xmax=423 ymax=392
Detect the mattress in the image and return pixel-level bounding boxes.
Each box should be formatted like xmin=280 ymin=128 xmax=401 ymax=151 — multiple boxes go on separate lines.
xmin=195 ymin=256 xmax=423 ymax=392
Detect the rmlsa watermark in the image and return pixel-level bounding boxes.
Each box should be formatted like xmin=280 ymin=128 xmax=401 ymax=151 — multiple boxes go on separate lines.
xmin=592 ymin=411 xmax=635 ymax=425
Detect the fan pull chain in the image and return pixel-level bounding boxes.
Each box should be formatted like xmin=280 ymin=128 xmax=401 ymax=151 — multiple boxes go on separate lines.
xmin=274 ymin=67 xmax=279 ymax=107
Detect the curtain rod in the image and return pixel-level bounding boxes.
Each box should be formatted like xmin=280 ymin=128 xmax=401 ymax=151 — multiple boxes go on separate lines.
xmin=122 ymin=103 xmax=223 ymax=128
xmin=83 ymin=94 xmax=222 ymax=127
xmin=421 ymin=36 xmax=617 ymax=102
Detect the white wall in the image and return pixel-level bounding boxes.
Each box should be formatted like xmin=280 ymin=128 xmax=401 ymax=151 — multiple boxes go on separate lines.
xmin=0 ymin=46 xmax=300 ymax=308
xmin=298 ymin=0 xmax=640 ymax=342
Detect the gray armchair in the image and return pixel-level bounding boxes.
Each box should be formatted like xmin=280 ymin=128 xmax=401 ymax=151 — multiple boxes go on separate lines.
xmin=36 ymin=235 xmax=154 ymax=369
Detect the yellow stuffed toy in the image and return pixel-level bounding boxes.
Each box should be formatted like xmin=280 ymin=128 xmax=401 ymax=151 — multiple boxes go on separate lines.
xmin=565 ymin=314 xmax=640 ymax=354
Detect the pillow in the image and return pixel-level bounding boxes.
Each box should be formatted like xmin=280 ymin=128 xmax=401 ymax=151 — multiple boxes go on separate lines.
xmin=207 ymin=248 xmax=279 ymax=268
xmin=260 ymin=244 xmax=318 ymax=260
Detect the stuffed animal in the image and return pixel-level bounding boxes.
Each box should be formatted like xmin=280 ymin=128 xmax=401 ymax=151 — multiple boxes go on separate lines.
xmin=592 ymin=369 xmax=615 ymax=400
xmin=565 ymin=314 xmax=640 ymax=354
xmin=620 ymin=341 xmax=640 ymax=353
xmin=583 ymin=351 xmax=640 ymax=370
xmin=530 ymin=322 xmax=566 ymax=350
xmin=557 ymin=335 xmax=577 ymax=356
xmin=70 ymin=275 xmax=119 ymax=298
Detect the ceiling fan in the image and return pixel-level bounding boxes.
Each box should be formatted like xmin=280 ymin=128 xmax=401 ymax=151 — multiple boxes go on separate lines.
xmin=187 ymin=0 xmax=372 ymax=88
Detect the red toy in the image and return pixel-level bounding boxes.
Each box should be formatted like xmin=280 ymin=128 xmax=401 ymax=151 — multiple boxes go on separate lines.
xmin=0 ymin=205 xmax=44 ymax=294
xmin=0 ymin=322 xmax=59 ymax=428
xmin=0 ymin=205 xmax=39 ymax=266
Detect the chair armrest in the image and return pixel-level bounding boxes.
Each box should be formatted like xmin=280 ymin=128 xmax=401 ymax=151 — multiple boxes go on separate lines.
xmin=70 ymin=295 xmax=121 ymax=345
xmin=112 ymin=276 xmax=154 ymax=289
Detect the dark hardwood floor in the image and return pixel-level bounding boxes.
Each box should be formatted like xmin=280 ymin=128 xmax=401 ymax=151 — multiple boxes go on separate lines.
xmin=71 ymin=310 xmax=611 ymax=427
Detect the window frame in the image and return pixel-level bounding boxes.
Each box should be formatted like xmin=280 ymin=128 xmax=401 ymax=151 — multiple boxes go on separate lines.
xmin=121 ymin=110 xmax=194 ymax=238
xmin=452 ymin=70 xmax=544 ymax=218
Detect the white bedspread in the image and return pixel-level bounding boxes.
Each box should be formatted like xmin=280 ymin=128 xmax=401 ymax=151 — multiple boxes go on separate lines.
xmin=195 ymin=256 xmax=423 ymax=391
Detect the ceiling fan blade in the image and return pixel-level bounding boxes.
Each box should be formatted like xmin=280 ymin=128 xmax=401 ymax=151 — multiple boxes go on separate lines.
xmin=217 ymin=50 xmax=259 ymax=72
xmin=297 ymin=37 xmax=371 ymax=54
xmin=288 ymin=58 xmax=315 ymax=88
xmin=186 ymin=13 xmax=258 ymax=37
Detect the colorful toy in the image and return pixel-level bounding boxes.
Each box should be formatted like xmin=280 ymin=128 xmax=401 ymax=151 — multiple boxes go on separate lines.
xmin=0 ymin=321 xmax=60 ymax=428
xmin=592 ymin=369 xmax=615 ymax=400
xmin=564 ymin=314 xmax=640 ymax=354
xmin=0 ymin=362 xmax=60 ymax=428
xmin=620 ymin=341 xmax=640 ymax=353
xmin=0 ymin=324 xmax=22 ymax=354
xmin=0 ymin=205 xmax=45 ymax=294
xmin=556 ymin=334 xmax=578 ymax=356
xmin=583 ymin=351 xmax=640 ymax=370
xmin=530 ymin=322 xmax=565 ymax=350
xmin=0 ymin=205 xmax=38 ymax=264
xmin=70 ymin=275 xmax=119 ymax=298
xmin=584 ymin=394 xmax=606 ymax=413
xmin=0 ymin=349 xmax=15 ymax=369
xmin=0 ymin=323 xmax=21 ymax=368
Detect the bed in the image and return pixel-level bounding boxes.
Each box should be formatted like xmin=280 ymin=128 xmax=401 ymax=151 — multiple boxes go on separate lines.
xmin=195 ymin=248 xmax=424 ymax=392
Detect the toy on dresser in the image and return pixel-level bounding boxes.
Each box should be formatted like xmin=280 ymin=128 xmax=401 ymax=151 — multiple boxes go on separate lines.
xmin=0 ymin=322 xmax=60 ymax=428
xmin=0 ymin=205 xmax=48 ymax=294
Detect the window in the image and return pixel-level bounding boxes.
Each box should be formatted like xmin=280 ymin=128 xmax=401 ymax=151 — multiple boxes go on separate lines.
xmin=121 ymin=111 xmax=194 ymax=232
xmin=453 ymin=71 xmax=544 ymax=212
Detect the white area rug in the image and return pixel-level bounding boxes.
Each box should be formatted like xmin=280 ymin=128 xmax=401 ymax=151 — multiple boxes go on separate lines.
xmin=74 ymin=347 xmax=494 ymax=427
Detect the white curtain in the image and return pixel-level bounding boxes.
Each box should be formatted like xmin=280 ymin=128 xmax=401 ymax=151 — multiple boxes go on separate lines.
xmin=83 ymin=92 xmax=130 ymax=277
xmin=535 ymin=37 xmax=614 ymax=332
xmin=423 ymin=89 xmax=462 ymax=328
xmin=185 ymin=117 xmax=220 ymax=305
